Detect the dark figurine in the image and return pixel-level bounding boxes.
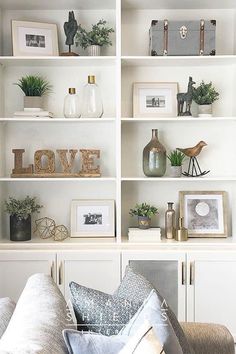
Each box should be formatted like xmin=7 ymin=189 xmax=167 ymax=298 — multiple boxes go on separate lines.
xmin=177 ymin=77 xmax=195 ymax=116
xmin=61 ymin=11 xmax=79 ymax=56
xmin=177 ymin=141 xmax=210 ymax=177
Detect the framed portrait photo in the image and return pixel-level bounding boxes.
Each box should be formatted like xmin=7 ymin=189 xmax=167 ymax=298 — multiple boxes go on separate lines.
xmin=71 ymin=200 xmax=115 ymax=238
xmin=133 ymin=82 xmax=178 ymax=118
xmin=179 ymin=191 xmax=228 ymax=238
xmin=12 ymin=20 xmax=59 ymax=56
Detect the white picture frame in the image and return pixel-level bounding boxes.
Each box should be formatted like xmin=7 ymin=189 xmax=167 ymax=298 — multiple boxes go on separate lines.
xmin=12 ymin=20 xmax=59 ymax=56
xmin=71 ymin=200 xmax=115 ymax=238
xmin=179 ymin=191 xmax=228 ymax=238
xmin=133 ymin=82 xmax=178 ymax=118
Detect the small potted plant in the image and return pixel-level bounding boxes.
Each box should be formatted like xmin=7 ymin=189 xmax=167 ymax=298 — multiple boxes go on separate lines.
xmin=129 ymin=203 xmax=158 ymax=229
xmin=167 ymin=150 xmax=185 ymax=177
xmin=15 ymin=75 xmax=52 ymax=110
xmin=193 ymin=81 xmax=219 ymax=117
xmin=76 ymin=20 xmax=114 ymax=56
xmin=5 ymin=196 xmax=42 ymax=241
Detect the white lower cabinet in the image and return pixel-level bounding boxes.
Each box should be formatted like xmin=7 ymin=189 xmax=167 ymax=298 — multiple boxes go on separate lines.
xmin=57 ymin=250 xmax=121 ymax=300
xmin=187 ymin=251 xmax=236 ymax=340
xmin=0 ymin=251 xmax=56 ymax=302
xmin=122 ymin=250 xmax=186 ymax=321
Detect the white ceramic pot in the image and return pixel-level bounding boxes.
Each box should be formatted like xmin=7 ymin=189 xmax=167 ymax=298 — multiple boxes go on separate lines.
xmin=24 ymin=96 xmax=43 ymax=110
xmin=87 ymin=45 xmax=101 ymax=56
xmin=170 ymin=166 xmax=182 ymax=178
xmin=198 ymin=104 xmax=212 ymax=117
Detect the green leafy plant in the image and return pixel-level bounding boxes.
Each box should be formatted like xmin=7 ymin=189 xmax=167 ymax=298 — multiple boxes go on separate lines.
xmin=76 ymin=20 xmax=114 ymax=49
xmin=167 ymin=150 xmax=185 ymax=166
xmin=129 ymin=203 xmax=158 ymax=219
xmin=14 ymin=75 xmax=52 ymax=96
xmin=5 ymin=196 xmax=43 ymax=220
xmin=193 ymin=81 xmax=219 ymax=105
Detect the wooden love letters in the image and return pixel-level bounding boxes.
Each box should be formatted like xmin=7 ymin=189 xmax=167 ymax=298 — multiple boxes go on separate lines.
xmin=11 ymin=149 xmax=101 ymax=178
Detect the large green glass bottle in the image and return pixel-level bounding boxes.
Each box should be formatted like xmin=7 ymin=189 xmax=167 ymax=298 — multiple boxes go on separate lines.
xmin=143 ymin=129 xmax=166 ymax=177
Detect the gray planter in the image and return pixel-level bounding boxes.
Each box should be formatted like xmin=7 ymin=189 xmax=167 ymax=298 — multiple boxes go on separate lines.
xmin=170 ymin=166 xmax=182 ymax=178
xmin=10 ymin=215 xmax=31 ymax=241
xmin=198 ymin=104 xmax=212 ymax=117
xmin=87 ymin=45 xmax=101 ymax=56
xmin=24 ymin=96 xmax=43 ymax=110
xmin=138 ymin=216 xmax=151 ymax=229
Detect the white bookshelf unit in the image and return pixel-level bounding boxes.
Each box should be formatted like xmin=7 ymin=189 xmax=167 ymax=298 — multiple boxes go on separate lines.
xmin=0 ymin=0 xmax=236 ymax=244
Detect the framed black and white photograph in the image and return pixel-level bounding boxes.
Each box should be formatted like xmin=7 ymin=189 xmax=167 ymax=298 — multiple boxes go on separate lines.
xmin=12 ymin=20 xmax=59 ymax=56
xmin=71 ymin=200 xmax=115 ymax=238
xmin=179 ymin=191 xmax=228 ymax=238
xmin=133 ymin=82 xmax=178 ymax=118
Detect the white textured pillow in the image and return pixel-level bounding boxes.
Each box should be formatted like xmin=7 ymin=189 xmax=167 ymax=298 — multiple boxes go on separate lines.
xmin=0 ymin=298 xmax=15 ymax=338
xmin=119 ymin=320 xmax=165 ymax=354
xmin=0 ymin=273 xmax=73 ymax=354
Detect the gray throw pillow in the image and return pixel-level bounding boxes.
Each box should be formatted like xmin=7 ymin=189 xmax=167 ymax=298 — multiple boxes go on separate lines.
xmin=115 ymin=266 xmax=193 ymax=354
xmin=0 ymin=298 xmax=15 ymax=339
xmin=63 ymin=329 xmax=128 ymax=354
xmin=70 ymin=281 xmax=141 ymax=336
xmin=119 ymin=289 xmax=183 ymax=354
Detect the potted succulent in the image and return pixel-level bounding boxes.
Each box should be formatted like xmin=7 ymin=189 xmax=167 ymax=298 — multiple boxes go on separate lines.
xmin=129 ymin=203 xmax=158 ymax=229
xmin=76 ymin=20 xmax=114 ymax=56
xmin=193 ymin=81 xmax=219 ymax=117
xmin=15 ymin=75 xmax=52 ymax=110
xmin=5 ymin=196 xmax=42 ymax=241
xmin=167 ymin=150 xmax=185 ymax=177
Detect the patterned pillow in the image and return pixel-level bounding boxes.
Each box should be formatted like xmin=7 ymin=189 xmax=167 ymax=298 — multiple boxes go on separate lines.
xmin=70 ymin=281 xmax=141 ymax=336
xmin=118 ymin=320 xmax=165 ymax=354
xmin=63 ymin=329 xmax=128 ymax=354
xmin=0 ymin=298 xmax=15 ymax=339
xmin=115 ymin=266 xmax=193 ymax=354
xmin=119 ymin=290 xmax=183 ymax=354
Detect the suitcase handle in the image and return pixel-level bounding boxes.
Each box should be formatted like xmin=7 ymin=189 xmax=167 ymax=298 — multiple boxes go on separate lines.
xmin=200 ymin=19 xmax=205 ymax=55
xmin=163 ymin=19 xmax=168 ymax=55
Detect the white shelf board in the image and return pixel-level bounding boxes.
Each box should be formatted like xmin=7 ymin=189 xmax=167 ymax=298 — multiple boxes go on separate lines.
xmin=0 ymin=0 xmax=116 ymax=10
xmin=0 ymin=118 xmax=116 ymax=123
xmin=0 ymin=177 xmax=117 ymax=182
xmin=0 ymin=56 xmax=116 ymax=67
xmin=122 ymin=0 xmax=236 ymax=10
xmin=121 ymin=177 xmax=236 ymax=182
xmin=121 ymin=56 xmax=236 ymax=67
xmin=121 ymin=117 xmax=236 ymax=122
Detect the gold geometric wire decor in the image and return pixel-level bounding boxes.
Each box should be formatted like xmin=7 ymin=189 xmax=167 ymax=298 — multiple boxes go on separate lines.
xmin=34 ymin=217 xmax=69 ymax=242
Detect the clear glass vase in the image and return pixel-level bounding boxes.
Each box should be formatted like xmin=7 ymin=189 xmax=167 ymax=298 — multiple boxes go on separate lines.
xmin=143 ymin=129 xmax=166 ymax=177
xmin=63 ymin=88 xmax=80 ymax=118
xmin=81 ymin=75 xmax=103 ymax=118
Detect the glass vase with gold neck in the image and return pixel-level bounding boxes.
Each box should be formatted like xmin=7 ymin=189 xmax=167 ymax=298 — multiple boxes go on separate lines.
xmin=143 ymin=129 xmax=166 ymax=177
xmin=81 ymin=75 xmax=103 ymax=118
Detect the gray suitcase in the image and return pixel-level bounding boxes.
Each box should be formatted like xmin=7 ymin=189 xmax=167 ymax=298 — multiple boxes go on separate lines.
xmin=149 ymin=19 xmax=216 ymax=56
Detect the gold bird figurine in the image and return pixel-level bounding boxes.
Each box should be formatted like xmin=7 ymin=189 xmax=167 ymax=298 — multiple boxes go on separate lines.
xmin=177 ymin=141 xmax=209 ymax=177
xmin=177 ymin=141 xmax=207 ymax=157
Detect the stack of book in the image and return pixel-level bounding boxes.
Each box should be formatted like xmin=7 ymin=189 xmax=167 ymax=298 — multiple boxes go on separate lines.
xmin=14 ymin=108 xmax=53 ymax=119
xmin=128 ymin=227 xmax=162 ymax=243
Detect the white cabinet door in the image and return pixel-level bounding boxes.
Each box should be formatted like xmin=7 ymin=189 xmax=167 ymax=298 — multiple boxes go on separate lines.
xmin=122 ymin=250 xmax=186 ymax=321
xmin=57 ymin=250 xmax=120 ymax=300
xmin=187 ymin=251 xmax=236 ymax=340
xmin=0 ymin=251 xmax=56 ymax=302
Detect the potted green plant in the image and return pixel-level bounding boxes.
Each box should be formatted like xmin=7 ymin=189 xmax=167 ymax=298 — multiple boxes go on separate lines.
xmin=167 ymin=150 xmax=185 ymax=177
xmin=5 ymin=196 xmax=42 ymax=241
xmin=76 ymin=20 xmax=114 ymax=56
xmin=15 ymin=75 xmax=52 ymax=110
xmin=129 ymin=203 xmax=158 ymax=229
xmin=193 ymin=81 xmax=219 ymax=117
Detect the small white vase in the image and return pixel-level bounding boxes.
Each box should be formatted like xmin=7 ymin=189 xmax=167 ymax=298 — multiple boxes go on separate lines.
xmin=198 ymin=104 xmax=212 ymax=117
xmin=170 ymin=166 xmax=182 ymax=178
xmin=24 ymin=96 xmax=43 ymax=110
xmin=87 ymin=45 xmax=101 ymax=56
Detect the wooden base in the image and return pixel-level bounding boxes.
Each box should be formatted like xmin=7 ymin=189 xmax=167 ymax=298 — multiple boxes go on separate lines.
xmin=11 ymin=173 xmax=101 ymax=178
xmin=60 ymin=52 xmax=79 ymax=56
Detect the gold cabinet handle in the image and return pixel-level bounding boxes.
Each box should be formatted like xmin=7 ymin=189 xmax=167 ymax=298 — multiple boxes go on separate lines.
xmin=190 ymin=262 xmax=194 ymax=285
xmin=50 ymin=261 xmax=55 ymax=280
xmin=181 ymin=262 xmax=186 ymax=285
xmin=59 ymin=262 xmax=63 ymax=285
